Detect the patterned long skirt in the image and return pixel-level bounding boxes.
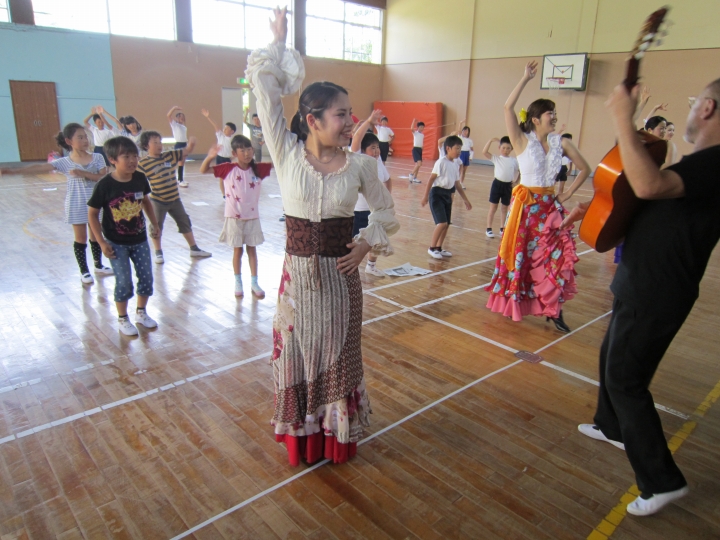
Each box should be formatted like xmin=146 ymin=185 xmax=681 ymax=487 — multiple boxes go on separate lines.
xmin=271 ymin=253 xmax=371 ymax=466
xmin=486 ymin=192 xmax=578 ymax=321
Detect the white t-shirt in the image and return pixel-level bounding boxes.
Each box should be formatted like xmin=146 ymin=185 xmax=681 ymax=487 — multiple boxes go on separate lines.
xmin=216 ymin=131 xmax=233 ymax=158
xmin=355 ymin=157 xmax=390 ymax=212
xmin=170 ymin=120 xmax=188 ymax=143
xmin=431 ymin=157 xmax=460 ymax=190
xmin=439 ymin=145 xmax=463 ymax=171
xmin=89 ymin=126 xmax=115 ymax=146
xmin=412 ymin=131 xmax=424 ymax=148
xmin=376 ymin=126 xmax=394 ymax=143
xmin=561 ymin=156 xmax=572 ymax=167
xmin=460 ymin=136 xmax=473 ymax=151
xmin=491 ymin=155 xmax=520 ymax=183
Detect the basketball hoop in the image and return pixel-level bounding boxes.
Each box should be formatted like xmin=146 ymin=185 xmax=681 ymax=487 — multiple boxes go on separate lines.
xmin=546 ymin=77 xmax=568 ymax=86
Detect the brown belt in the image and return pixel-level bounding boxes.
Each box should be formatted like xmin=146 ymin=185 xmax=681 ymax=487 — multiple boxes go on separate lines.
xmin=284 ymin=216 xmax=355 ymax=289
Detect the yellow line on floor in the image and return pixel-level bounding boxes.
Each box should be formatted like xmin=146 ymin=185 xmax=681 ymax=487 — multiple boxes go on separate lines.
xmin=587 ymin=378 xmax=720 ymax=540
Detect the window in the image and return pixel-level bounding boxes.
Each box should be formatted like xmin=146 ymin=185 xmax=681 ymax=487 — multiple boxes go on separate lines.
xmin=0 ymin=0 xmax=9 ymax=23
xmin=192 ymin=0 xmax=293 ymax=50
xmin=32 ymin=0 xmax=109 ymax=33
xmin=32 ymin=0 xmax=175 ymax=40
xmin=107 ymin=0 xmax=175 ymax=40
xmin=306 ymin=0 xmax=382 ymax=64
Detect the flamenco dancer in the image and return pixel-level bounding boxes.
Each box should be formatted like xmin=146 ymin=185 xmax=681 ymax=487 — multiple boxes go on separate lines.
xmin=246 ymin=8 xmax=399 ymax=466
xmin=486 ymin=61 xmax=590 ymax=332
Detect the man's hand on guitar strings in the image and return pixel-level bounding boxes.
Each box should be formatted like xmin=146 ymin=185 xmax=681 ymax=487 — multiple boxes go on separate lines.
xmin=560 ymin=201 xmax=590 ymax=230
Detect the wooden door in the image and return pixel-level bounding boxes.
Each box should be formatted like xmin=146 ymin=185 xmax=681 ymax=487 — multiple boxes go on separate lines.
xmin=10 ymin=81 xmax=61 ymax=162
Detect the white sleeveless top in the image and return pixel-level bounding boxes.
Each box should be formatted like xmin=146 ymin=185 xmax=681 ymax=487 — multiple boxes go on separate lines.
xmin=517 ymin=131 xmax=563 ymax=188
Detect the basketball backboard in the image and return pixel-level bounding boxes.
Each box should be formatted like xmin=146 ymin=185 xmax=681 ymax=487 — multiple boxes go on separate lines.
xmin=541 ymin=53 xmax=589 ymax=91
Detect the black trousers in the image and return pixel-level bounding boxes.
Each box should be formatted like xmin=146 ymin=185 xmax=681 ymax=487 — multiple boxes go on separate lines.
xmin=379 ymin=141 xmax=389 ymax=162
xmin=594 ymin=297 xmax=691 ymax=495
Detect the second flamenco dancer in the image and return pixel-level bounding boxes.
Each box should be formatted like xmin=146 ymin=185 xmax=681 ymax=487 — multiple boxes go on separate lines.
xmin=246 ymin=9 xmax=399 ymax=466
xmin=486 ymin=61 xmax=591 ymax=332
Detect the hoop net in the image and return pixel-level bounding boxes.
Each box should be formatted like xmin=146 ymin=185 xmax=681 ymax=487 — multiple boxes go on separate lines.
xmin=545 ymin=77 xmax=568 ymax=96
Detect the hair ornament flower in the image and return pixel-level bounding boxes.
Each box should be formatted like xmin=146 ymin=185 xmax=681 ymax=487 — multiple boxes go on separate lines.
xmin=519 ymin=108 xmax=528 ymax=123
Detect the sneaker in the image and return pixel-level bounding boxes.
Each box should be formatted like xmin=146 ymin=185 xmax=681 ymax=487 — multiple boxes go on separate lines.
xmin=189 ymin=248 xmax=212 ymax=258
xmin=486 ymin=229 xmax=495 ymax=238
xmin=94 ymin=266 xmax=114 ymax=275
xmin=81 ymin=273 xmax=94 ymax=284
xmin=178 ymin=180 xmax=189 ymax=188
xmin=626 ymin=486 xmax=689 ymax=516
xmin=408 ymin=174 xmax=414 ymax=182
xmin=499 ymin=228 xmax=504 ymax=236
xmin=135 ymin=310 xmax=157 ymax=328
xmin=578 ymin=424 xmax=625 ymax=450
xmin=155 ymin=252 xmax=164 ymax=264
xmin=461 ymin=183 xmax=467 ymax=190
xmin=118 ymin=317 xmax=138 ymax=336
xmin=410 ymin=177 xmax=422 ymax=184
xmin=279 ymin=215 xmax=286 ymax=222
xmin=235 ymin=281 xmax=244 ymax=297
xmin=439 ymin=250 xmax=452 ymax=257
xmin=428 ymin=248 xmax=443 ymax=260
xmin=251 ymin=283 xmax=265 ymax=299
xmin=364 ymin=264 xmax=385 ymax=277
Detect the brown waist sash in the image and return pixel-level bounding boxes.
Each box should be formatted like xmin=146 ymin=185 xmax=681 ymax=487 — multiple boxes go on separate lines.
xmin=284 ymin=216 xmax=355 ymax=289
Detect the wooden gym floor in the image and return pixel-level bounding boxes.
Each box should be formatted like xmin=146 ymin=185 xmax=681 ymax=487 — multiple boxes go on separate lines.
xmin=0 ymin=156 xmax=719 ymax=540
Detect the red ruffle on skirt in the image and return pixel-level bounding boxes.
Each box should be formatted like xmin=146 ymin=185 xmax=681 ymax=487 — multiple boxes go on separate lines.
xmin=486 ymin=199 xmax=578 ymax=321
xmin=276 ymin=432 xmax=358 ymax=466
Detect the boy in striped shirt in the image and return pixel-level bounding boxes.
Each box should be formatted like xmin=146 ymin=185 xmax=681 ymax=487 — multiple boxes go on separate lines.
xmin=137 ymin=131 xmax=211 ymax=263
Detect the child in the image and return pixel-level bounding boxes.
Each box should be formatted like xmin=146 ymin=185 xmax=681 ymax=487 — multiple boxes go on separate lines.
xmin=375 ymin=116 xmax=395 ymax=163
xmin=0 ymin=123 xmax=112 ymax=283
xmin=408 ymin=118 xmax=425 ymax=184
xmin=167 ymin=106 xmax=189 ymax=187
xmin=421 ymin=136 xmax=472 ymax=259
xmin=199 ymin=135 xmax=272 ymax=298
xmin=459 ymin=126 xmax=474 ymax=189
xmin=201 ymin=108 xmax=236 ymax=164
xmin=87 ymin=136 xmax=160 ymax=336
xmin=116 ymin=114 xmax=143 ymax=147
xmin=350 ymin=113 xmax=393 ymax=277
xmin=137 ymin=132 xmax=212 ymax=263
xmin=556 ymin=133 xmax=574 ymax=195
xmin=243 ymin=109 xmax=265 ymax=163
xmin=83 ymin=107 xmax=114 ymax=166
xmin=483 ymin=136 xmax=519 ymax=238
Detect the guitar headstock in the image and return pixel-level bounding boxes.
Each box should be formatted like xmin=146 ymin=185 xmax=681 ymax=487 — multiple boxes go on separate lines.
xmin=625 ymin=6 xmax=671 ymax=90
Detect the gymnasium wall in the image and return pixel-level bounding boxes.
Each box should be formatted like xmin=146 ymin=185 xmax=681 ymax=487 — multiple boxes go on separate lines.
xmin=0 ymin=24 xmax=116 ymax=163
xmin=384 ymin=0 xmax=720 ymax=167
xmin=109 ymin=36 xmax=384 ymax=155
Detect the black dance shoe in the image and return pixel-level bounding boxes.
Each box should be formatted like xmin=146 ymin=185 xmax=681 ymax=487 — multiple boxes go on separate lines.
xmin=547 ymin=310 xmax=570 ymax=333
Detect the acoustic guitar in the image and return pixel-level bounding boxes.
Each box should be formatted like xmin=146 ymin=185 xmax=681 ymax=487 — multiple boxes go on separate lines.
xmin=578 ymin=7 xmax=670 ymax=253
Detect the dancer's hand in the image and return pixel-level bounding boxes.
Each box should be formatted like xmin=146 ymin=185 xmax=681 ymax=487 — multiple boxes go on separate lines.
xmin=337 ymin=241 xmax=372 ymax=274
xmin=270 ymin=7 xmax=288 ymax=44
xmin=523 ymin=61 xmax=538 ymax=81
xmin=201 ymin=108 xmax=210 ymax=117
xmin=369 ymin=109 xmax=383 ymax=125
xmin=560 ymin=201 xmax=590 ymax=229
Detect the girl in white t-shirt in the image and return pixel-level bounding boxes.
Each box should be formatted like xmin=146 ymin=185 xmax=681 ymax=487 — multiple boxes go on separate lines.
xmin=351 ymin=114 xmax=393 ymax=277
xmin=459 ymin=126 xmax=474 ymax=188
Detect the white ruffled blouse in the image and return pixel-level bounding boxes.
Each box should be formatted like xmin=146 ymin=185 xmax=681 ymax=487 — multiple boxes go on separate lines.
xmin=517 ymin=131 xmax=563 ymax=188
xmin=245 ymin=42 xmax=399 ymax=254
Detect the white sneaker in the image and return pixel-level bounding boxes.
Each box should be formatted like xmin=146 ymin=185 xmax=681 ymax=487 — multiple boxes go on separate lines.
xmin=178 ymin=180 xmax=189 ymax=188
xmin=81 ymin=273 xmax=94 ymax=284
xmin=428 ymin=248 xmax=443 ymax=259
xmin=251 ymin=283 xmax=265 ymax=299
xmin=408 ymin=174 xmax=414 ymax=182
xmin=364 ymin=264 xmax=385 ymax=277
xmin=439 ymin=250 xmax=452 ymax=257
xmin=627 ymin=486 xmax=689 ymax=516
xmin=94 ymin=266 xmax=114 ymax=275
xmin=189 ymin=248 xmax=212 ymax=258
xmin=118 ymin=317 xmax=138 ymax=336
xmin=155 ymin=252 xmax=164 ymax=264
xmin=410 ymin=177 xmax=422 ymax=184
xmin=235 ymin=280 xmax=244 ymax=297
xmin=135 ymin=310 xmax=157 ymax=328
xmin=578 ymin=424 xmax=625 ymax=450
xmin=486 ymin=230 xmax=495 ymax=238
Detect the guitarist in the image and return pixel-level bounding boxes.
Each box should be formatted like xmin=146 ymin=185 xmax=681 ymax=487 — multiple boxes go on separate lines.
xmin=565 ymin=79 xmax=720 ymax=516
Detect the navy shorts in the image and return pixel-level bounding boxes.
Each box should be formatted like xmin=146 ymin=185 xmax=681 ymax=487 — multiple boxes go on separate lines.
xmin=460 ymin=150 xmax=471 ymax=166
xmin=412 ymin=147 xmax=423 ymax=162
xmin=429 ymin=187 xmax=453 ymax=225
xmin=174 ymin=141 xmax=187 ymax=150
xmin=556 ymin=164 xmax=568 ymax=182
xmin=353 ymin=210 xmax=370 ymax=237
xmin=489 ymin=179 xmax=513 ymax=206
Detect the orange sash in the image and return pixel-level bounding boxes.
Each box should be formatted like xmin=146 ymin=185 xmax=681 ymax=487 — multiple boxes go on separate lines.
xmin=499 ymin=185 xmax=556 ymax=271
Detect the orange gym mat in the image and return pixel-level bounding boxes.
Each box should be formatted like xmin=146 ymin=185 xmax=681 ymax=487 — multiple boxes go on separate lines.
xmin=372 ymin=101 xmax=443 ymax=161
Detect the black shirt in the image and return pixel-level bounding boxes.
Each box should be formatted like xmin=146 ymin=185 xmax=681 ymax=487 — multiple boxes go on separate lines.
xmin=611 ymin=144 xmax=720 ymax=313
xmin=87 ymin=172 xmax=152 ymax=245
